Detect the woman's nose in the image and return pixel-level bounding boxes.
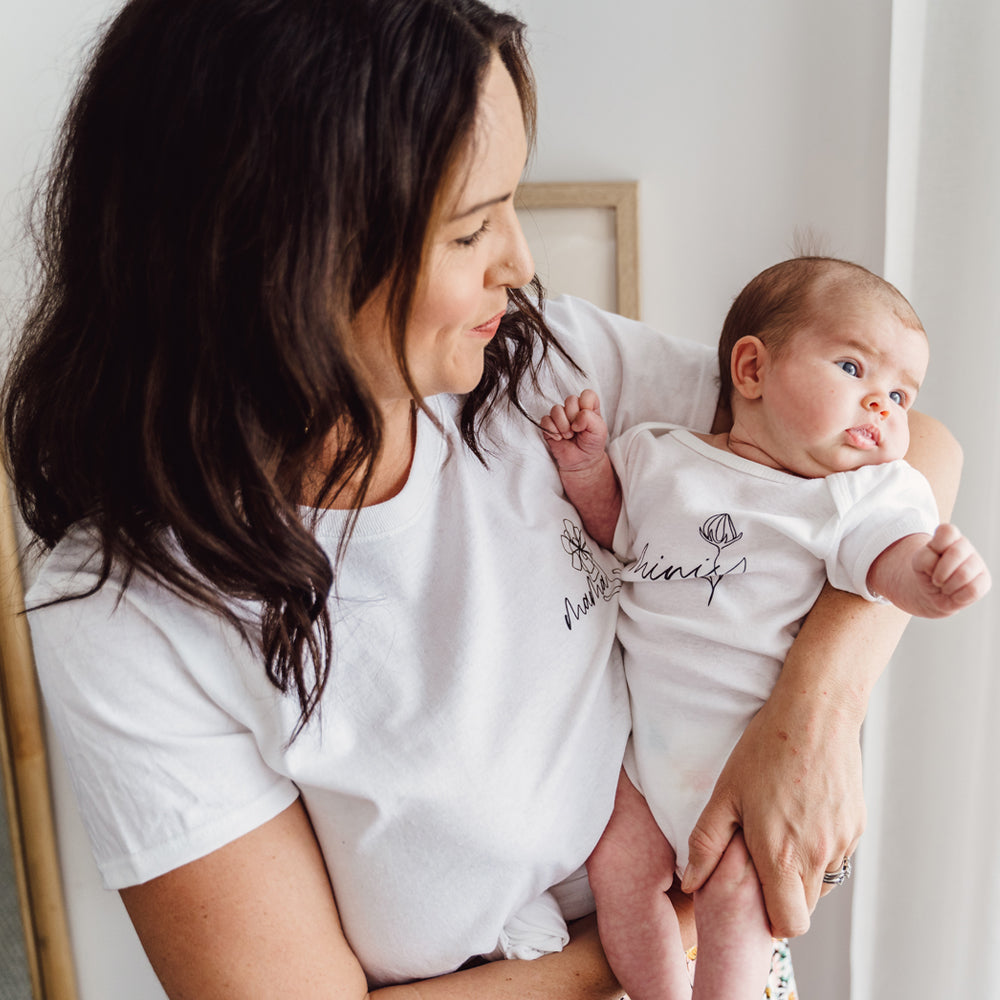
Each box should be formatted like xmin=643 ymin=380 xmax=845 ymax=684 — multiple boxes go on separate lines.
xmin=490 ymin=211 xmax=535 ymax=289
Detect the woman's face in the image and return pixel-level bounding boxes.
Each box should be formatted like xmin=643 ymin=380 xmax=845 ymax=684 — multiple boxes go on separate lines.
xmin=353 ymin=53 xmax=535 ymax=403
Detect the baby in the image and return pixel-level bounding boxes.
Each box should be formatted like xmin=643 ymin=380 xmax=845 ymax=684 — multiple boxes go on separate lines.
xmin=541 ymin=257 xmax=991 ymax=999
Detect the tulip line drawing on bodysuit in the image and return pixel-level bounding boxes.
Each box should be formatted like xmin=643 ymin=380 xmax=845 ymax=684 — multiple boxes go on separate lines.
xmin=631 ymin=512 xmax=748 ymax=607
xmin=698 ymin=513 xmax=747 ymax=605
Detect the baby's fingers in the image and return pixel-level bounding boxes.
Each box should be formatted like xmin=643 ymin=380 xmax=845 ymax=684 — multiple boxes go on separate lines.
xmin=921 ymin=525 xmax=992 ymax=603
xmin=925 ymin=524 xmax=973 ymax=586
xmin=543 ymin=392 xmax=603 ymax=439
xmin=540 ymin=414 xmax=560 ymax=440
xmin=561 ymin=394 xmax=583 ymax=429
xmin=577 ymin=388 xmax=601 ymax=420
xmin=540 ymin=411 xmax=566 ymax=440
xmin=939 ymin=557 xmax=992 ymax=606
xmin=542 ymin=400 xmax=576 ymax=439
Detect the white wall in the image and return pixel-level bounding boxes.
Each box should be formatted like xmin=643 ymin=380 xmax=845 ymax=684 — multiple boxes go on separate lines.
xmin=2 ymin=2 xmax=894 ymax=997
xmin=516 ymin=0 xmax=892 ymax=349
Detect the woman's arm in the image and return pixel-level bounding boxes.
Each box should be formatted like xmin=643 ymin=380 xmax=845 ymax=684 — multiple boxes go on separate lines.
xmin=121 ymin=801 xmax=625 ymax=1000
xmin=379 ymin=917 xmax=623 ymax=1000
xmin=681 ymin=410 xmax=963 ymax=937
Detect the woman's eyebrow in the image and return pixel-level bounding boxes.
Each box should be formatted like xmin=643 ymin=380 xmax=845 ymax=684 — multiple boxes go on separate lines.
xmin=448 ymin=191 xmax=513 ymax=223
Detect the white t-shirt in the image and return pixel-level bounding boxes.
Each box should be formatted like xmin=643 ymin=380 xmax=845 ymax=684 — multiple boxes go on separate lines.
xmin=26 ymin=296 xmax=718 ymax=987
xmin=610 ymin=426 xmax=939 ymax=872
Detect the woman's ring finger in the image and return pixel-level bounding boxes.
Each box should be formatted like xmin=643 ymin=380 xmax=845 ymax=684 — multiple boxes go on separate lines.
xmin=822 ymin=856 xmax=853 ymax=887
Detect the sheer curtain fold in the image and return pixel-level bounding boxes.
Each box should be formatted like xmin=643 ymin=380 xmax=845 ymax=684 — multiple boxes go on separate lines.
xmin=853 ymin=1 xmax=1000 ymax=996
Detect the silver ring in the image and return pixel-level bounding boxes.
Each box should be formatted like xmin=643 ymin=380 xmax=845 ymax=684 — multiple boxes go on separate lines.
xmin=822 ymin=856 xmax=853 ymax=886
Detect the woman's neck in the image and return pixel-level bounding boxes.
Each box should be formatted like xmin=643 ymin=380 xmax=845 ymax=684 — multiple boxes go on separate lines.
xmin=307 ymin=397 xmax=417 ymax=510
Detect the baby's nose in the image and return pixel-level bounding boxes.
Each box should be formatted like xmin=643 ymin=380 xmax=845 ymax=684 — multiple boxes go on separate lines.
xmin=866 ymin=398 xmax=890 ymax=419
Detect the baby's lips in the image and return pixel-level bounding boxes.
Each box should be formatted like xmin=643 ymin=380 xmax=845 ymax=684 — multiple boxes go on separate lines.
xmin=846 ymin=424 xmax=881 ymax=448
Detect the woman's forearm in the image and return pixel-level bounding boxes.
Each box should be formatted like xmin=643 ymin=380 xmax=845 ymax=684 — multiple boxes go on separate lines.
xmin=373 ymin=916 xmax=623 ymax=1000
xmin=907 ymin=409 xmax=962 ymax=519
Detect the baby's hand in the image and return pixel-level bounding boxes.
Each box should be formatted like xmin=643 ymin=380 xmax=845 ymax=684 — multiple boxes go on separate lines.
xmin=910 ymin=523 xmax=992 ymax=617
xmin=541 ymin=390 xmax=609 ymax=472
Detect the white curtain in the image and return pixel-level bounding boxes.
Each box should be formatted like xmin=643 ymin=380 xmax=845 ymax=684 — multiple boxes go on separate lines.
xmin=853 ymin=1 xmax=1000 ymax=996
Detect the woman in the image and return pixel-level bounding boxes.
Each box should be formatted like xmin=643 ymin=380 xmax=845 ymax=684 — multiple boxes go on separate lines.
xmin=4 ymin=0 xmax=960 ymax=996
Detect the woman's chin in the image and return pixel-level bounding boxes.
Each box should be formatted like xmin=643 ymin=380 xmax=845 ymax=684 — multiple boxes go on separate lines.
xmin=417 ymin=361 xmax=488 ymax=399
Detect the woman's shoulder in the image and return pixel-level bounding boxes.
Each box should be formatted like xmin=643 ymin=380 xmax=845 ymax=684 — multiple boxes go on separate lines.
xmin=540 ymin=294 xmax=663 ymax=358
xmin=24 ymin=526 xmax=297 ymax=891
xmin=538 ymin=295 xmax=719 ymax=437
xmin=25 ymin=523 xmax=250 ymax=655
xmin=25 ymin=524 xmax=107 ymax=607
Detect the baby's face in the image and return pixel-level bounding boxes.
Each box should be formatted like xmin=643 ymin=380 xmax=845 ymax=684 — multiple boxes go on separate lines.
xmin=755 ymin=292 xmax=929 ymax=477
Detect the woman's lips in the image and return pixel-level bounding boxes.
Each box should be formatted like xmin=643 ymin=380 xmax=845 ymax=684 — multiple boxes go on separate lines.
xmin=470 ymin=311 xmax=506 ymax=339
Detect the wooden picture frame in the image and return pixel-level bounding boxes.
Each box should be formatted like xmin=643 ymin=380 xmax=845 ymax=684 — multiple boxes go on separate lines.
xmin=515 ymin=181 xmax=640 ymax=319
xmin=0 ymin=473 xmax=78 ymax=1000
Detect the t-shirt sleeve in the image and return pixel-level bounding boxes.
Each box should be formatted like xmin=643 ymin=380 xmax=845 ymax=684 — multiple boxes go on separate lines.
xmin=826 ymin=461 xmax=940 ymax=599
xmin=539 ymin=295 xmax=719 ymax=437
xmin=28 ymin=568 xmax=298 ymax=889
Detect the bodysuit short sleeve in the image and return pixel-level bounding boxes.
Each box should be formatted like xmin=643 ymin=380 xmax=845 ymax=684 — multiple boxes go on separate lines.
xmin=826 ymin=460 xmax=940 ymax=598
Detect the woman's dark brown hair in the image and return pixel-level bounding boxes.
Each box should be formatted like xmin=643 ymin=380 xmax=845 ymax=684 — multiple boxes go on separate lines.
xmin=3 ymin=0 xmax=560 ymax=736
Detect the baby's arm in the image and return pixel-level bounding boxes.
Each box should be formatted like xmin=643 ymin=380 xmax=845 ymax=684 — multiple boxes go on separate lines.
xmin=867 ymin=523 xmax=991 ymax=618
xmin=541 ymin=390 xmax=621 ymax=551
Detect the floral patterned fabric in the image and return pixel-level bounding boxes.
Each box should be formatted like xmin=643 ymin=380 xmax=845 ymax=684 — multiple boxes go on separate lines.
xmin=684 ymin=939 xmax=798 ymax=999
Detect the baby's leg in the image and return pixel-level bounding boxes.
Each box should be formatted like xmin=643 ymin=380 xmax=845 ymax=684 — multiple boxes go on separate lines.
xmin=691 ymin=830 xmax=773 ymax=999
xmin=586 ymin=770 xmax=692 ymax=1000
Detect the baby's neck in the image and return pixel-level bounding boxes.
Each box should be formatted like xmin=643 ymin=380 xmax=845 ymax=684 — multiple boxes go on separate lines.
xmin=695 ymin=427 xmax=800 ymax=477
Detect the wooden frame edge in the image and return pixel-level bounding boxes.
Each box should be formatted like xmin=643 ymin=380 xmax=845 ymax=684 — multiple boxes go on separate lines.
xmin=515 ymin=180 xmax=640 ymax=320
xmin=0 ymin=473 xmax=78 ymax=1000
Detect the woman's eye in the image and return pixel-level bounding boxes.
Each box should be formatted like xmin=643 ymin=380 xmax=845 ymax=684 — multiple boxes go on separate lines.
xmin=456 ymin=220 xmax=490 ymax=247
xmin=889 ymin=390 xmax=905 ymax=406
xmin=836 ymin=360 xmax=860 ymax=377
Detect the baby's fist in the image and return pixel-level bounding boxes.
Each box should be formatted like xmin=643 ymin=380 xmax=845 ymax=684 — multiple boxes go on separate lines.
xmin=914 ymin=523 xmax=991 ymax=611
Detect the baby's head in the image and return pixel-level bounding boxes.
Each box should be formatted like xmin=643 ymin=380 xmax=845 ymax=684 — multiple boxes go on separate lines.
xmin=718 ymin=257 xmax=929 ymax=477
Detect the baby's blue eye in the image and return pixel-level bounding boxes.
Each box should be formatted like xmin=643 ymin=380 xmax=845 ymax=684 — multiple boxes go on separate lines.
xmin=890 ymin=390 xmax=904 ymax=405
xmin=836 ymin=360 xmax=860 ymax=377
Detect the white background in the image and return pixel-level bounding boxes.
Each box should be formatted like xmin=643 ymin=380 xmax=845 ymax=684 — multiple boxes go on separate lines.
xmin=3 ymin=1 xmax=997 ymax=998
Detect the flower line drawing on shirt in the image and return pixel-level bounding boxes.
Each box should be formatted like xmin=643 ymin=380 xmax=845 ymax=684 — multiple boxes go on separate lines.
xmin=562 ymin=519 xmax=596 ymax=575
xmin=559 ymin=519 xmax=622 ymax=630
xmin=631 ymin=512 xmax=748 ymax=607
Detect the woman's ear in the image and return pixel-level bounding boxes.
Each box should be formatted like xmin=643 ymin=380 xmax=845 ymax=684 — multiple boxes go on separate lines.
xmin=730 ymin=336 xmax=769 ymax=400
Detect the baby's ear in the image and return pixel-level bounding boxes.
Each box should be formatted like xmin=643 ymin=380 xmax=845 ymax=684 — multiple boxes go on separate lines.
xmin=730 ymin=336 xmax=768 ymax=400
